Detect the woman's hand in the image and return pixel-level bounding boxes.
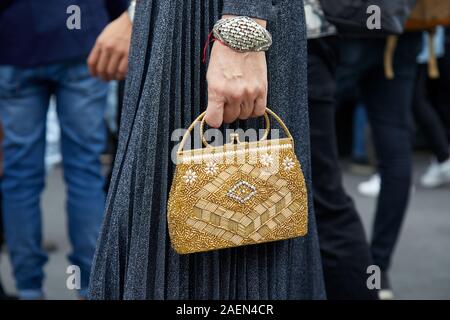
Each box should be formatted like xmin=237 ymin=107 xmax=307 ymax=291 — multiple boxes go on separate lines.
xmin=205 ymin=17 xmax=268 ymax=128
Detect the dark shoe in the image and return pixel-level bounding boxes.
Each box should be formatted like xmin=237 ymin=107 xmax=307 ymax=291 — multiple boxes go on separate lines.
xmin=378 ymin=272 xmax=394 ymax=300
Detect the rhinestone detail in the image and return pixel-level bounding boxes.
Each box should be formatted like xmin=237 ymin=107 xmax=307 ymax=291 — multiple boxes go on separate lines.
xmin=227 ymin=180 xmax=257 ymax=204
xmin=213 ymin=16 xmax=272 ymax=53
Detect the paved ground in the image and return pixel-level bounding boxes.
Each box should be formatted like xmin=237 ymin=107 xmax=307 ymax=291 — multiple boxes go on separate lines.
xmin=343 ymin=153 xmax=450 ymax=300
xmin=1 ymin=153 xmax=449 ymax=300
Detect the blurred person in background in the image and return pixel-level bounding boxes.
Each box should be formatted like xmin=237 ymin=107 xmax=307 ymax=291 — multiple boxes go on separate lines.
xmin=305 ymin=0 xmax=378 ymax=300
xmin=413 ymin=27 xmax=450 ymax=188
xmin=0 ymin=4 xmax=19 ymax=292
xmin=435 ymin=28 xmax=450 ymax=136
xmin=0 ymin=0 xmax=128 ymax=299
xmin=0 ymin=124 xmax=17 ymax=300
xmin=317 ymin=0 xmax=419 ymax=299
xmin=359 ymin=27 xmax=450 ymax=195
xmin=337 ymin=29 xmax=422 ymax=300
xmin=87 ymin=0 xmax=135 ymax=192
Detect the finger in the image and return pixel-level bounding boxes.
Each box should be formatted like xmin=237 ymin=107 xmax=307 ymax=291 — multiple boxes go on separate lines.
xmin=116 ymin=56 xmax=129 ymax=80
xmin=223 ymin=102 xmax=241 ymax=124
xmin=106 ymin=51 xmax=123 ymax=80
xmin=87 ymin=45 xmax=101 ymax=77
xmin=239 ymin=100 xmax=254 ymax=120
xmin=96 ymin=49 xmax=111 ymax=81
xmin=252 ymin=95 xmax=267 ymax=117
xmin=205 ymin=98 xmax=224 ymax=128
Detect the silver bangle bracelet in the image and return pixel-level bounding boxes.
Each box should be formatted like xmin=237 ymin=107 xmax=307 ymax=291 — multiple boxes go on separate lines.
xmin=212 ymin=16 xmax=272 ymax=53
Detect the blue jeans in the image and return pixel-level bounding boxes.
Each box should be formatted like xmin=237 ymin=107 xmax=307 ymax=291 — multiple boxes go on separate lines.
xmin=337 ymin=33 xmax=422 ymax=271
xmin=0 ymin=60 xmax=108 ymax=298
xmin=352 ymin=103 xmax=368 ymax=161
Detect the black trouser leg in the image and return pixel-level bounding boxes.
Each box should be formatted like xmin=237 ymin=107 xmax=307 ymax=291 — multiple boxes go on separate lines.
xmin=436 ymin=45 xmax=450 ymax=139
xmin=308 ymin=37 xmax=378 ymax=300
xmin=412 ymin=64 xmax=450 ymax=163
xmin=362 ymin=33 xmax=422 ymax=271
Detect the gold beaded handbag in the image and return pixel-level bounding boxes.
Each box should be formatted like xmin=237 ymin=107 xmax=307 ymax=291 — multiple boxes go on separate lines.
xmin=167 ymin=108 xmax=308 ymax=254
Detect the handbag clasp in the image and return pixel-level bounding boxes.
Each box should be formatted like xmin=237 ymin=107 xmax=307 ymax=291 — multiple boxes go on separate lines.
xmin=229 ymin=133 xmax=242 ymax=145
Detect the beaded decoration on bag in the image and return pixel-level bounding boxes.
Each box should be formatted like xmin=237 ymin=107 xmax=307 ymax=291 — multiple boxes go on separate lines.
xmin=167 ymin=109 xmax=308 ymax=254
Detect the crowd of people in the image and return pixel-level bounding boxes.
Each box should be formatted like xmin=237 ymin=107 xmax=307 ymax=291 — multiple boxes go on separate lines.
xmin=0 ymin=0 xmax=449 ymax=300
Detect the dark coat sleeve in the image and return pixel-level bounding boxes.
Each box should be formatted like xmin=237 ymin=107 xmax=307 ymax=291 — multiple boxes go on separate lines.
xmin=105 ymin=0 xmax=130 ymax=20
xmin=222 ymin=0 xmax=275 ymax=21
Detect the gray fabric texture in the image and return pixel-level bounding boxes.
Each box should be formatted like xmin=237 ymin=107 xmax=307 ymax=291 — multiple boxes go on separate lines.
xmin=88 ymin=0 xmax=326 ymax=300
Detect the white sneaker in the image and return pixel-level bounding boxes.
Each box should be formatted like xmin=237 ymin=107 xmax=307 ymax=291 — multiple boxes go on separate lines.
xmin=420 ymin=158 xmax=450 ymax=188
xmin=358 ymin=174 xmax=381 ymax=198
xmin=378 ymin=289 xmax=395 ymax=300
xmin=379 ymin=272 xmax=395 ymax=300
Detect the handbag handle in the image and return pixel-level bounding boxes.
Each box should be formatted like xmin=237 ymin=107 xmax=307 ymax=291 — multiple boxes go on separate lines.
xmin=177 ymin=107 xmax=294 ymax=154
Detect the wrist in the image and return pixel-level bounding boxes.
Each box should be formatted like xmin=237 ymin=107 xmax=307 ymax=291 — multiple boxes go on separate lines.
xmin=119 ymin=11 xmax=132 ymax=27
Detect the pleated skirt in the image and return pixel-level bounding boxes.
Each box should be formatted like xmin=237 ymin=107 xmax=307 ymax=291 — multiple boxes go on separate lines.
xmin=88 ymin=0 xmax=326 ymax=300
